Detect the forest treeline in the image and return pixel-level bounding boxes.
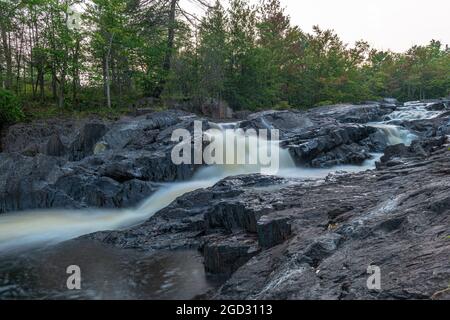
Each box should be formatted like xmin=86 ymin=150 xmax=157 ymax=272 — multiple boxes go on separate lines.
xmin=0 ymin=0 xmax=449 ymax=123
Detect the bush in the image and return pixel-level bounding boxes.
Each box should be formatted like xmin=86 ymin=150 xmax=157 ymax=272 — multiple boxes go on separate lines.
xmin=0 ymin=88 xmax=24 ymax=124
xmin=316 ymin=100 xmax=334 ymax=107
xmin=273 ymin=101 xmax=294 ymax=110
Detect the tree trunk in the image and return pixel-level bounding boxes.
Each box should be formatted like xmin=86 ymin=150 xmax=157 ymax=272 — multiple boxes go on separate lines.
xmin=154 ymin=0 xmax=178 ymax=98
xmin=72 ymin=38 xmax=80 ymax=107
xmin=58 ymin=64 xmax=66 ymax=109
xmin=51 ymin=68 xmax=57 ymax=100
xmin=38 ymin=65 xmax=44 ymax=101
xmin=164 ymin=0 xmax=177 ymax=74
xmin=1 ymin=27 xmax=12 ymax=89
xmin=105 ymin=55 xmax=111 ymax=108
xmin=103 ymin=34 xmax=114 ymax=108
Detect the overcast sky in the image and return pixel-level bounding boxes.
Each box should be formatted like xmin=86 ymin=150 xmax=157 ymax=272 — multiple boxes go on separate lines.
xmin=280 ymin=0 xmax=450 ymax=52
xmin=182 ymin=0 xmax=450 ymax=52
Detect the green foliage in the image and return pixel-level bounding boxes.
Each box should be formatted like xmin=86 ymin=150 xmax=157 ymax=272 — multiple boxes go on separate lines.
xmin=0 ymin=0 xmax=449 ymax=118
xmin=0 ymin=89 xmax=24 ymax=124
xmin=273 ymin=101 xmax=293 ymax=110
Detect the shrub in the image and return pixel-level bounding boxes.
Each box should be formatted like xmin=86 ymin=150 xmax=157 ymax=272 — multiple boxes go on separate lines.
xmin=273 ymin=101 xmax=294 ymax=110
xmin=316 ymin=100 xmax=334 ymax=107
xmin=0 ymin=88 xmax=24 ymax=124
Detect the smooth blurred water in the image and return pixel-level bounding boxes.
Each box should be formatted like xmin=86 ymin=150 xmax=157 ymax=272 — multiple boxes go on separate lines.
xmin=0 ymin=103 xmax=431 ymax=299
xmin=0 ymin=106 xmax=424 ymax=254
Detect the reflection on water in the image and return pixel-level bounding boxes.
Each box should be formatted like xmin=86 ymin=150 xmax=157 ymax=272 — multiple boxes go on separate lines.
xmin=0 ymin=240 xmax=220 ymax=300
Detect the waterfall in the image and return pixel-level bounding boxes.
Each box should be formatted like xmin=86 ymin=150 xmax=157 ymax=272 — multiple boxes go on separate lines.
xmin=0 ymin=126 xmax=294 ymax=253
xmin=0 ymin=104 xmax=424 ymax=253
xmin=368 ymin=123 xmax=417 ymax=146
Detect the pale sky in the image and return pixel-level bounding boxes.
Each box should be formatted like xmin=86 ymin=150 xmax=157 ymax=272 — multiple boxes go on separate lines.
xmin=280 ymin=0 xmax=450 ymax=52
xmin=182 ymin=0 xmax=450 ymax=52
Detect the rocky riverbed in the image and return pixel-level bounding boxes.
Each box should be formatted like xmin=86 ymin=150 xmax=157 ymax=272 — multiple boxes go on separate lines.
xmin=0 ymin=99 xmax=449 ymax=299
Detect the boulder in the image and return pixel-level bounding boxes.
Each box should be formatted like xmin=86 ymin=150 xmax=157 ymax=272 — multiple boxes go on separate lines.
xmin=203 ymin=234 xmax=260 ymax=275
xmin=1 ymin=118 xmax=88 ymax=155
xmin=45 ymin=134 xmax=66 ymax=157
xmin=297 ymin=233 xmax=343 ymax=268
xmin=257 ymin=214 xmax=292 ymax=249
xmin=426 ymin=102 xmax=448 ymax=111
xmin=69 ymin=143 xmax=450 ymax=299
xmin=69 ymin=123 xmax=107 ymax=161
xmin=378 ymin=136 xmax=447 ymax=166
xmin=239 ymin=110 xmax=314 ymax=133
xmin=285 ymin=124 xmax=376 ymax=167
xmin=309 ymin=103 xmax=395 ymax=124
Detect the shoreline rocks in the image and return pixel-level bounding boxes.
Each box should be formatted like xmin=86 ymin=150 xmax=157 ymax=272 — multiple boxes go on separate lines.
xmin=76 ymin=141 xmax=450 ymax=300
xmin=1 ymin=99 xmax=450 ymax=300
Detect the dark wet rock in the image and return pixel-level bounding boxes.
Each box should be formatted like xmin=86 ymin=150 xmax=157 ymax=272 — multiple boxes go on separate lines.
xmin=214 ymin=147 xmax=450 ymax=300
xmin=308 ymin=103 xmax=396 ymax=124
xmin=239 ymin=110 xmax=314 ymax=133
xmin=0 ymin=153 xmax=77 ymax=212
xmin=403 ymin=117 xmax=450 ymax=138
xmin=69 ymin=123 xmax=108 ymax=161
xmin=378 ymin=136 xmax=447 ymax=167
xmin=45 ymin=134 xmax=66 ymax=157
xmin=297 ymin=233 xmax=343 ymax=268
xmin=426 ymin=101 xmax=449 ymax=111
xmin=80 ymin=174 xmax=290 ymax=251
xmin=438 ymin=119 xmax=450 ymax=136
xmin=203 ymin=234 xmax=259 ymax=275
xmin=234 ymin=110 xmax=252 ymax=120
xmin=0 ymin=110 xmax=204 ymax=213
xmin=284 ymin=124 xmax=376 ymax=167
xmin=1 ymin=118 xmax=92 ymax=155
xmin=257 ymin=214 xmax=292 ymax=249
xmin=77 ymin=142 xmax=450 ymax=300
xmin=3 ymin=100 xmax=450 ymax=300
xmin=96 ymin=110 xmax=190 ymax=152
xmin=0 ymin=152 xmax=160 ymax=213
xmin=379 ymin=144 xmax=414 ymax=163
xmin=94 ymin=150 xmax=197 ymax=183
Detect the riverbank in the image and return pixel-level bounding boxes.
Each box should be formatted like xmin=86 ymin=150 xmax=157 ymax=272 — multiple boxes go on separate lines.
xmin=0 ymin=99 xmax=449 ymax=299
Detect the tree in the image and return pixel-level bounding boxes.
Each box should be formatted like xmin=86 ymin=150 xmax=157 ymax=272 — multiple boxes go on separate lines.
xmin=197 ymin=0 xmax=228 ymax=100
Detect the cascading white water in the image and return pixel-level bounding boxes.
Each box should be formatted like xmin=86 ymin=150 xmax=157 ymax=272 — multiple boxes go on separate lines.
xmin=0 ymin=106 xmax=422 ymax=253
xmin=368 ymin=123 xmax=417 ymax=146
xmin=0 ymin=127 xmax=295 ymax=253
xmin=385 ymin=101 xmax=446 ymax=122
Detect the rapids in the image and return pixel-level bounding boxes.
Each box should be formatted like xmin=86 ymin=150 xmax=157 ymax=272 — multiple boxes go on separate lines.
xmin=0 ymin=102 xmax=437 ymax=254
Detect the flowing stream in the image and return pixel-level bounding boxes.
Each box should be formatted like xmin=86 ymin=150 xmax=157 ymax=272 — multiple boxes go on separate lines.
xmin=0 ymin=101 xmax=445 ymax=299
xmin=1 ymin=102 xmax=445 ymax=253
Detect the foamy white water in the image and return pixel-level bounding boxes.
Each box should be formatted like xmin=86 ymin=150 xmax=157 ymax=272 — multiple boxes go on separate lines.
xmin=385 ymin=101 xmax=446 ymax=121
xmin=368 ymin=123 xmax=417 ymax=146
xmin=0 ymin=108 xmax=421 ymax=253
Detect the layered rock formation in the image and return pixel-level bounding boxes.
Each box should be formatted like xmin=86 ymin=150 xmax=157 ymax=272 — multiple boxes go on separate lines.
xmin=1 ymin=98 xmax=450 ymax=300
xmin=83 ymin=137 xmax=450 ymax=299
xmin=0 ymin=110 xmax=201 ymax=213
